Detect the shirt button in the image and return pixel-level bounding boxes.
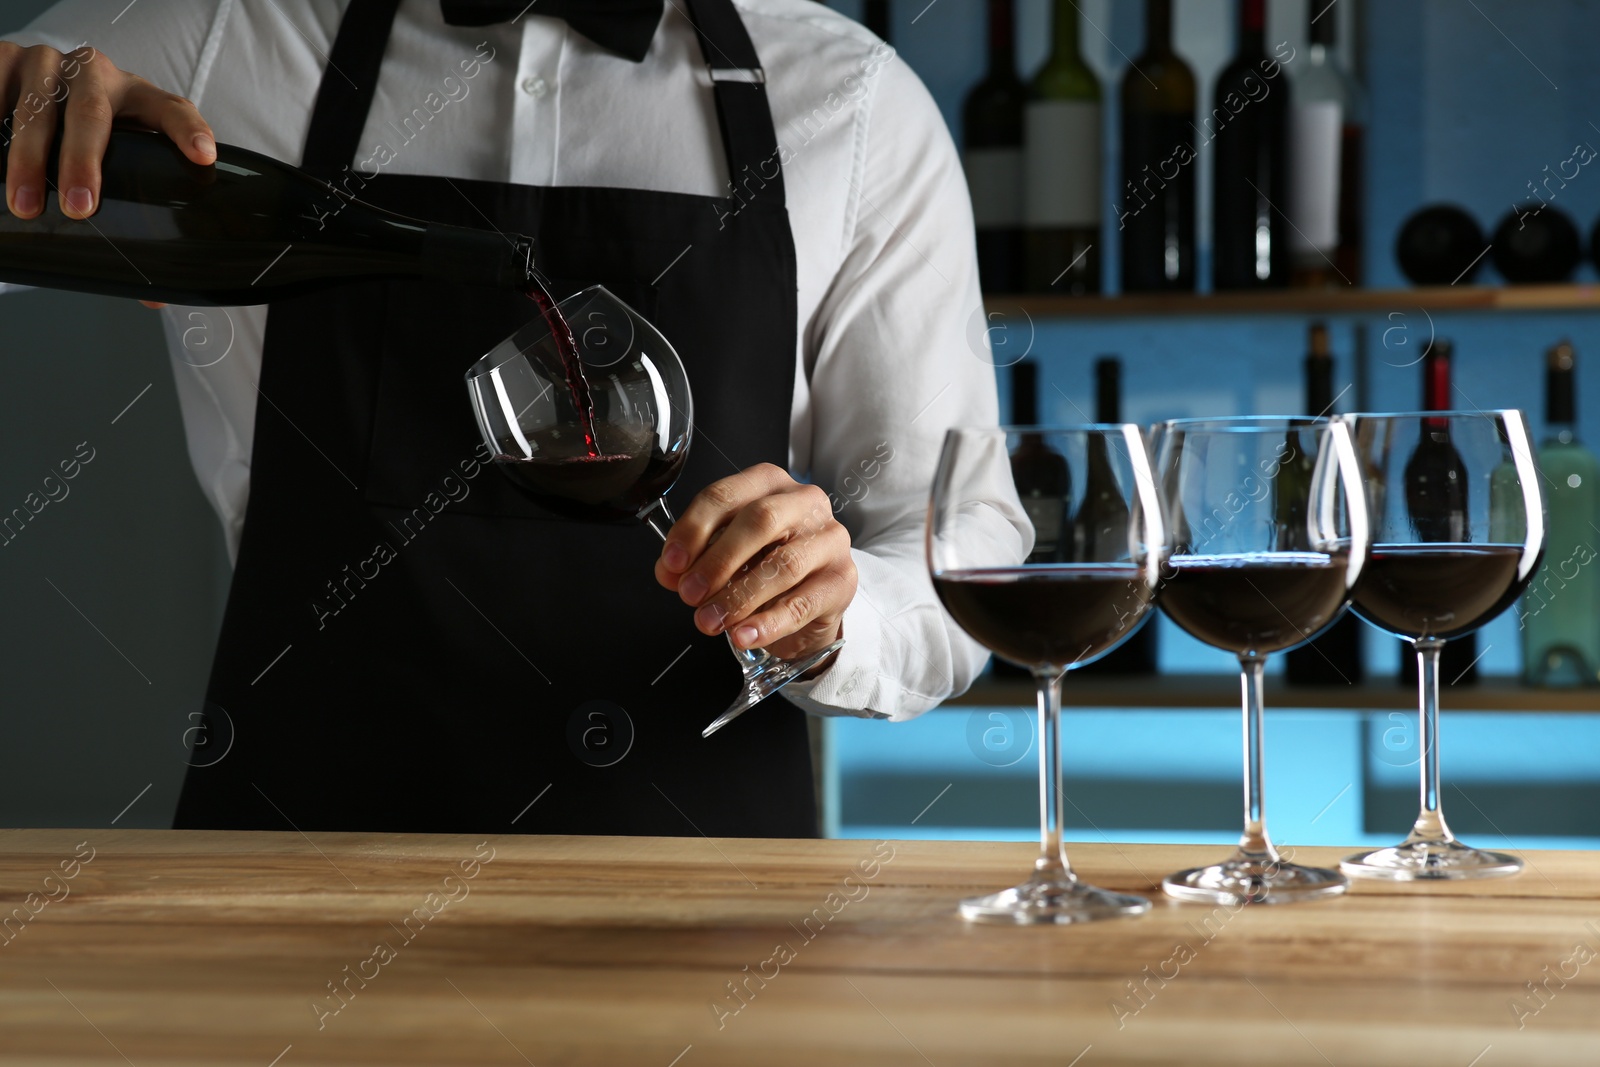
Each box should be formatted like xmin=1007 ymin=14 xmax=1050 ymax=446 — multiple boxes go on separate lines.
xmin=521 ymin=76 xmax=549 ymax=98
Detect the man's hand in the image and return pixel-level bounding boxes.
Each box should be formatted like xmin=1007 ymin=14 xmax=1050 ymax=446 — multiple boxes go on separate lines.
xmin=655 ymin=463 xmax=857 ymax=663
xmin=1 ymin=42 xmax=216 ymax=222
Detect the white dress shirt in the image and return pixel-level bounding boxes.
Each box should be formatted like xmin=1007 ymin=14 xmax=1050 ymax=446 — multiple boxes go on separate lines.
xmin=12 ymin=0 xmax=1026 ymax=721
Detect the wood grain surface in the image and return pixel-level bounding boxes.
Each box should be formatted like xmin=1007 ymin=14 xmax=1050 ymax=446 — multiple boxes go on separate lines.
xmin=0 ymin=829 xmax=1596 ymax=1065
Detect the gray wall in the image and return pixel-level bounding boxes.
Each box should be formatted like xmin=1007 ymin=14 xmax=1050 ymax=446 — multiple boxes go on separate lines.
xmin=1 ymin=1 xmax=231 ymax=828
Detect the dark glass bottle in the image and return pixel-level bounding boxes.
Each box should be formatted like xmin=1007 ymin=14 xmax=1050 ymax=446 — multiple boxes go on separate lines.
xmin=1078 ymin=357 xmax=1158 ymax=674
xmin=996 ymin=360 xmax=1071 ymax=679
xmin=1211 ymin=0 xmax=1290 ymax=290
xmin=1395 ymin=205 xmax=1486 ymax=286
xmin=863 ymin=0 xmax=890 ymax=40
xmin=0 ymin=130 xmax=532 ymax=304
xmin=1023 ymin=0 xmax=1102 ymax=295
xmin=964 ymin=0 xmax=1026 ymax=293
xmin=1119 ymin=0 xmax=1197 ymax=292
xmin=1285 ymin=323 xmax=1364 ymax=684
xmin=1400 ymin=339 xmax=1479 ymax=685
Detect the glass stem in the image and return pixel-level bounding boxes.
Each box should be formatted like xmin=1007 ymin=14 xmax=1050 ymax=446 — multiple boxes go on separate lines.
xmin=639 ymin=496 xmax=675 ymax=542
xmin=639 ymin=494 xmax=770 ymax=669
xmin=1237 ymin=655 xmax=1278 ymax=861
xmin=1032 ymin=667 xmax=1075 ymax=882
xmin=1412 ymin=639 xmax=1452 ymax=842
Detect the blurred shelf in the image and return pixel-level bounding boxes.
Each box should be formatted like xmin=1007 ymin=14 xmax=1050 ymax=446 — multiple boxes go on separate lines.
xmin=984 ymin=283 xmax=1600 ymax=319
xmin=943 ymin=674 xmax=1600 ymax=712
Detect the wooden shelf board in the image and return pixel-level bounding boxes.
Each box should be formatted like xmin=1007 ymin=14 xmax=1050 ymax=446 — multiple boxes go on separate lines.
xmin=941 ymin=673 xmax=1600 ymax=712
xmin=984 ymin=283 xmax=1600 ymax=318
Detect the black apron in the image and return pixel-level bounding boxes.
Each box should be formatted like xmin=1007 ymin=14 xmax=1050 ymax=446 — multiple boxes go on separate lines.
xmin=173 ymin=0 xmax=817 ymax=836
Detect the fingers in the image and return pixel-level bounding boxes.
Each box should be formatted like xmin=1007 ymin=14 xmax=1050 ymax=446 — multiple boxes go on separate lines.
xmin=116 ymin=74 xmax=215 ymax=164
xmin=138 ymin=300 xmax=166 ymax=309
xmin=54 ymin=50 xmax=113 ymax=218
xmin=698 ymin=518 xmax=849 ymax=641
xmin=666 ymin=479 xmax=833 ymax=619
xmin=3 ymin=44 xmax=71 ymax=219
xmin=731 ymin=561 xmax=856 ymax=661
xmin=0 ymin=43 xmax=218 ymax=223
xmin=654 ymin=462 xmax=792 ymax=589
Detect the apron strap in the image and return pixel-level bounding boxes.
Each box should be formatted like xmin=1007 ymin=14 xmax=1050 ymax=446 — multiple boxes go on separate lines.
xmin=299 ymin=0 xmax=783 ymax=205
xmin=300 ymin=0 xmax=403 ymax=180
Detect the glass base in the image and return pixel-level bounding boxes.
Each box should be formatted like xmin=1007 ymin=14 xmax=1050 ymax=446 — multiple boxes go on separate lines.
xmin=959 ymin=874 xmax=1151 ymax=925
xmin=1163 ymin=851 xmax=1348 ymax=906
xmin=1341 ymin=838 xmax=1523 ymax=881
xmin=701 ymin=639 xmax=845 ymax=737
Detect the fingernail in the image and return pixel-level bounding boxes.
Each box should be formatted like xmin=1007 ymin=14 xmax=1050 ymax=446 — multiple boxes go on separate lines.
xmin=679 ymin=572 xmax=707 ymax=605
xmin=695 ymin=602 xmax=726 ymax=633
xmin=193 ymin=133 xmax=216 ymax=159
xmin=662 ymin=542 xmax=688 ymax=572
xmin=734 ymin=625 xmax=759 ymax=648
xmin=65 ymin=186 xmax=93 ymax=217
xmin=12 ymin=186 xmax=39 ymax=216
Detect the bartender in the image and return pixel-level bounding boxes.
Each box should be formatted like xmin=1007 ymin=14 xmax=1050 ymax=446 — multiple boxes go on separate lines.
xmin=2 ymin=0 xmax=1023 ymax=836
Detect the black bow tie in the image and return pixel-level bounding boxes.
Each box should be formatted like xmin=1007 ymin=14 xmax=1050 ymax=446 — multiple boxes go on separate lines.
xmin=441 ymin=0 xmax=664 ymax=63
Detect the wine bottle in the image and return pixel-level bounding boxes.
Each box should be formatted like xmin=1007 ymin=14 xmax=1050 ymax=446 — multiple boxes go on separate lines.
xmin=1492 ymin=204 xmax=1582 ymax=284
xmin=1023 ymin=0 xmax=1102 ymax=295
xmin=0 ymin=129 xmax=533 ymax=304
xmin=1521 ymin=341 xmax=1600 ymax=686
xmin=1400 ymin=338 xmax=1479 ymax=685
xmin=1211 ymin=0 xmax=1290 ymax=290
xmin=1285 ymin=323 xmax=1364 ymax=684
xmin=996 ymin=360 xmax=1071 ymax=678
xmin=1078 ymin=357 xmax=1157 ymax=674
xmin=964 ymin=0 xmax=1026 ymax=293
xmin=1119 ymin=0 xmax=1196 ymax=292
xmin=863 ymin=0 xmax=890 ymax=41
xmin=1289 ymin=0 xmax=1364 ymax=287
xmin=1009 ymin=360 xmax=1071 ymax=563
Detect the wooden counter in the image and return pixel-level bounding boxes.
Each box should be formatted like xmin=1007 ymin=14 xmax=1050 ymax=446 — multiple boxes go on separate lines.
xmin=1 ymin=829 xmax=1596 ymax=1064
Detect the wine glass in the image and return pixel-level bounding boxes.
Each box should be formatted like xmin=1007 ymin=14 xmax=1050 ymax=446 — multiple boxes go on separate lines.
xmin=929 ymin=425 xmax=1167 ymax=924
xmin=465 ymin=285 xmax=844 ymax=736
xmin=1341 ymin=410 xmax=1545 ymax=880
xmin=1152 ymin=417 xmax=1368 ymax=905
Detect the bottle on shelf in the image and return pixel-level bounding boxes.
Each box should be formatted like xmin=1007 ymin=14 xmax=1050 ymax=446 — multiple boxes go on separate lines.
xmin=1289 ymin=0 xmax=1365 ymax=288
xmin=1078 ymin=356 xmax=1158 ymax=674
xmin=863 ymin=0 xmax=890 ymax=41
xmin=995 ymin=360 xmax=1071 ymax=678
xmin=1285 ymin=323 xmax=1364 ymax=684
xmin=1400 ymin=338 xmax=1479 ymax=686
xmin=1211 ymin=0 xmax=1290 ymax=291
xmin=1119 ymin=0 xmax=1196 ymax=293
xmin=1520 ymin=341 xmax=1600 ymax=687
xmin=0 ymin=129 xmax=533 ymax=304
xmin=1023 ymin=0 xmax=1102 ymax=295
xmin=964 ymin=0 xmax=1025 ymax=293
xmin=1492 ymin=204 xmax=1582 ymax=284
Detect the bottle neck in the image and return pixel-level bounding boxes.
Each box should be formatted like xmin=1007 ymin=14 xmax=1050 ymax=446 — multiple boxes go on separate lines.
xmin=989 ymin=0 xmax=1017 ymax=73
xmin=1094 ymin=360 xmax=1120 ymax=423
xmin=1422 ymin=353 xmax=1452 ymax=411
xmin=1239 ymin=0 xmax=1266 ymax=52
xmin=1012 ymin=363 xmax=1039 ymax=424
xmin=1047 ymin=0 xmax=1077 ymax=65
xmin=1146 ymin=0 xmax=1173 ymax=54
xmin=1305 ymin=356 xmax=1333 ymax=413
xmin=1547 ymin=366 xmax=1577 ymax=436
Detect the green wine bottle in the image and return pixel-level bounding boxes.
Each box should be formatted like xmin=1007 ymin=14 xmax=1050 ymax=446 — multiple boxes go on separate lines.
xmin=1119 ymin=0 xmax=1196 ymax=292
xmin=1024 ymin=0 xmax=1102 ymax=294
xmin=1521 ymin=340 xmax=1600 ymax=686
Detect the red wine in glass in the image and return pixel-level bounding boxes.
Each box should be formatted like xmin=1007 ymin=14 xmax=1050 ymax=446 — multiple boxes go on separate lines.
xmin=1160 ymin=552 xmax=1353 ymax=655
xmin=933 ymin=564 xmax=1155 ymax=669
xmin=1352 ymin=543 xmax=1528 ymax=642
xmin=524 ymin=270 xmax=600 ymax=457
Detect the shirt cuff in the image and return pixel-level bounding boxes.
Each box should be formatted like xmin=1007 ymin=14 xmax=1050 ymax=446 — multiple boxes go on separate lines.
xmin=779 ymin=582 xmax=892 ymax=721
